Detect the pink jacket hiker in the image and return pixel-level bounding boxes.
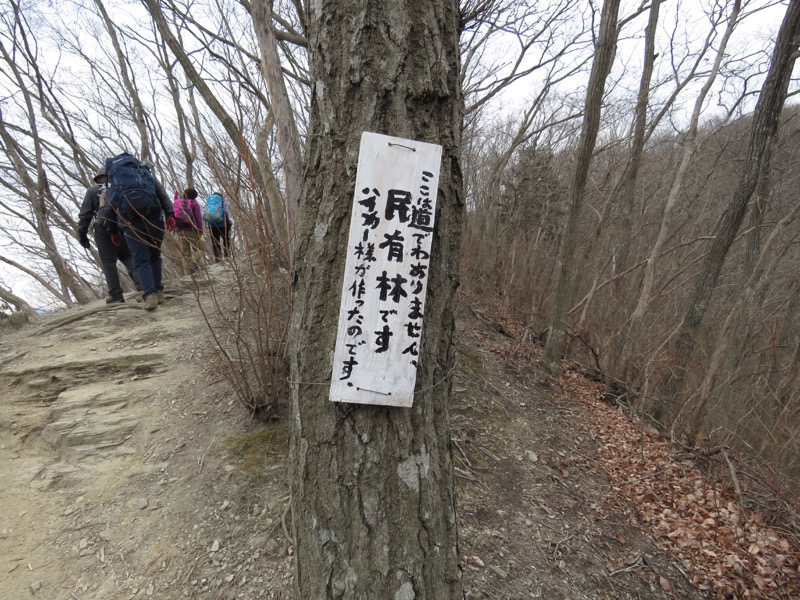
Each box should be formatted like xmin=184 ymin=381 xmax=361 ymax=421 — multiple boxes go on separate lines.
xmin=171 ymin=192 xmax=204 ymax=234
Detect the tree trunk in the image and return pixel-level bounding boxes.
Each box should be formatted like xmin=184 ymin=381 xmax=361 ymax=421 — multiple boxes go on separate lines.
xmin=94 ymin=0 xmax=151 ymax=160
xmin=289 ymin=0 xmax=464 ymax=598
xmin=252 ymin=0 xmax=304 ymax=265
xmin=625 ymin=1 xmax=741 ymax=389
xmin=0 ymin=281 xmax=36 ymax=316
xmin=542 ymin=0 xmax=620 ymax=372
xmin=667 ymin=0 xmax=800 ymax=429
xmin=606 ymin=0 xmax=660 ymax=376
xmin=690 ymin=178 xmax=800 ymax=434
xmin=143 ymin=0 xmax=288 ymax=261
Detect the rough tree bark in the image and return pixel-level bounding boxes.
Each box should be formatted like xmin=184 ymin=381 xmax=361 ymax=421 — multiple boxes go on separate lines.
xmin=289 ymin=0 xmax=464 ymax=598
xmin=541 ymin=0 xmax=621 ymax=373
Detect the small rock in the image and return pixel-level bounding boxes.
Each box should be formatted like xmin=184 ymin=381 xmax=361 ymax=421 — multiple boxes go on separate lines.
xmin=29 ymin=580 xmax=43 ymax=595
xmin=467 ymin=555 xmax=485 ymax=568
xmin=138 ymin=498 xmax=149 ymax=510
xmin=489 ymin=566 xmax=509 ymax=579
xmin=249 ymin=535 xmax=268 ymax=548
xmin=220 ymin=500 xmax=230 ymax=511
xmin=27 ymin=378 xmax=50 ymax=388
xmin=527 ymin=451 xmax=538 ymax=463
xmin=210 ymin=540 xmax=220 ymax=552
xmin=264 ymin=538 xmax=281 ymax=555
xmin=1 ymin=312 xmax=29 ymax=330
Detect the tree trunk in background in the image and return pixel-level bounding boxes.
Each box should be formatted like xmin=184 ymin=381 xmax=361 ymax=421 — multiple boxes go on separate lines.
xmin=625 ymin=1 xmax=741 ymax=397
xmin=606 ymin=0 xmax=660 ymax=376
xmin=143 ymin=0 xmax=288 ymax=260
xmin=542 ymin=0 xmax=620 ymax=373
xmin=94 ymin=0 xmax=151 ymax=161
xmin=712 ymin=135 xmax=775 ymax=418
xmin=668 ymin=0 xmax=800 ymax=434
xmin=289 ymin=0 xmax=464 ymax=597
xmin=691 ymin=183 xmax=800 ymax=435
xmin=0 ymin=282 xmax=36 ymax=316
xmin=0 ymin=112 xmax=95 ymax=307
xmin=252 ymin=0 xmax=303 ymax=264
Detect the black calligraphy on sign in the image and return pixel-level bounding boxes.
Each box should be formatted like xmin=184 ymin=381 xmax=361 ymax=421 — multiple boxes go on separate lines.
xmin=336 ymin=149 xmax=439 ymax=390
xmin=385 ymin=189 xmax=412 ymax=223
xmin=408 ymin=172 xmax=435 ymax=233
xmin=379 ymin=230 xmax=405 ymax=263
xmin=400 ymin=171 xmax=436 ymax=367
xmin=359 ymin=188 xmax=381 ymax=230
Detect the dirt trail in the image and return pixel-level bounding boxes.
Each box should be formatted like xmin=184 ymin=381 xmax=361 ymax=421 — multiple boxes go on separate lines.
xmin=0 ymin=269 xmax=291 ymax=600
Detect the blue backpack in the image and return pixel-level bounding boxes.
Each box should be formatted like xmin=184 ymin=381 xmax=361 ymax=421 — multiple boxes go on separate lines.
xmin=204 ymin=194 xmax=226 ymax=225
xmin=105 ymin=153 xmax=159 ymax=221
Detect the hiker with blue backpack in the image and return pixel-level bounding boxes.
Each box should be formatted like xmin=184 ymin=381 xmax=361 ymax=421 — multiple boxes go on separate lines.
xmin=170 ymin=188 xmax=205 ymax=276
xmin=77 ymin=166 xmax=138 ymax=304
xmin=203 ymin=193 xmax=232 ymax=262
xmin=104 ymin=153 xmax=175 ymax=311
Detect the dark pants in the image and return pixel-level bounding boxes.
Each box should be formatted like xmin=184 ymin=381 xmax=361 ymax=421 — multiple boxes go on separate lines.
xmin=209 ymin=225 xmax=231 ymax=261
xmin=94 ymin=224 xmax=135 ymax=299
xmin=123 ymin=217 xmax=165 ymax=300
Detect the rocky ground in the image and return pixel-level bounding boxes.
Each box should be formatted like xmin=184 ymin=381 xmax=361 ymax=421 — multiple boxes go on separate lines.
xmin=0 ymin=267 xmax=798 ymax=599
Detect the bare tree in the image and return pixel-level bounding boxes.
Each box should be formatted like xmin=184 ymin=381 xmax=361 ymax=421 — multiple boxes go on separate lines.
xmin=0 ymin=2 xmax=98 ymax=306
xmin=623 ymin=1 xmax=743 ymax=385
xmin=289 ymin=0 xmax=464 ymax=595
xmin=542 ymin=0 xmax=621 ymax=372
xmin=668 ymin=0 xmax=800 ymax=436
xmin=141 ymin=0 xmax=290 ymax=260
xmin=597 ymin=0 xmax=661 ymax=375
xmin=0 ymin=280 xmax=35 ymax=315
xmin=93 ymin=0 xmax=151 ymax=160
xmin=251 ymin=0 xmax=304 ymax=263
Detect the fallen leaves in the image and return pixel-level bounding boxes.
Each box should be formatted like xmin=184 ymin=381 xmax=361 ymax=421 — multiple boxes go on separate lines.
xmin=560 ymin=365 xmax=800 ymax=599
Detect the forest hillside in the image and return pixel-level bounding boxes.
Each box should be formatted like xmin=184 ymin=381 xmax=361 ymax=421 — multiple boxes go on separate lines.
xmin=1 ymin=266 xmax=798 ymax=599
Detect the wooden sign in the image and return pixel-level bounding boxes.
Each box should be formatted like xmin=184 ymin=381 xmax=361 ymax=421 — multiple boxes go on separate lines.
xmin=330 ymin=132 xmax=443 ymax=407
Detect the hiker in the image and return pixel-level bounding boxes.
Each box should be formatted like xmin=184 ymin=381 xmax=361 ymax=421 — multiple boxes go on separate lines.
xmin=170 ymin=188 xmax=204 ymax=275
xmin=77 ymin=166 xmax=137 ymax=304
xmin=104 ymin=153 xmax=175 ymax=311
xmin=203 ymin=192 xmax=232 ymax=262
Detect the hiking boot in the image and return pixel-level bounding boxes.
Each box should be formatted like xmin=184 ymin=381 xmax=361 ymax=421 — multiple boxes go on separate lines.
xmin=106 ymin=294 xmax=125 ymax=304
xmin=157 ymin=291 xmax=164 ymax=305
xmin=144 ymin=294 xmax=159 ymax=311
